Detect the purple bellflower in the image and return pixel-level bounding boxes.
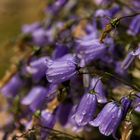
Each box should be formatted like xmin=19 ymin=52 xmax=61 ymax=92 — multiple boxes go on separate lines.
xmin=46 ymin=54 xmax=78 ymax=83
xmin=89 ymin=102 xmax=123 ymax=136
xmin=22 ymin=22 xmax=41 ymax=34
xmin=1 ymin=74 xmax=24 ymax=98
xmin=32 ymin=28 xmax=48 ymax=46
xmin=21 ymin=86 xmax=47 ymax=112
xmin=40 ymin=109 xmax=57 ymax=139
xmin=132 ymin=93 xmax=140 ymax=112
xmin=73 ymin=93 xmax=97 ymax=126
xmin=47 ymin=0 xmax=68 ymax=15
xmin=121 ymin=47 xmax=140 ymax=70
xmin=121 ymin=96 xmax=132 ymax=119
xmin=26 ymin=57 xmax=48 ymax=82
xmin=90 ymin=77 xmax=107 ymax=103
xmin=76 ymin=39 xmax=106 ymax=67
xmin=127 ymin=15 xmax=140 ymax=36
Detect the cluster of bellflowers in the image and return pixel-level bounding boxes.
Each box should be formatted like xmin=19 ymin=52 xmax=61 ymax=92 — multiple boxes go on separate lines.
xmin=0 ymin=0 xmax=140 ymax=140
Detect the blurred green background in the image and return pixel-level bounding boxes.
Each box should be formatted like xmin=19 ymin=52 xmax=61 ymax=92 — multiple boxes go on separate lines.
xmin=0 ymin=0 xmax=45 ymax=78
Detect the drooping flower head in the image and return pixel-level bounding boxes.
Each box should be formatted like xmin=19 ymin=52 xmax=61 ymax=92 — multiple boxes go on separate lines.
xmin=121 ymin=47 xmax=140 ymax=70
xmin=46 ymin=54 xmax=78 ymax=83
xmin=121 ymin=96 xmax=132 ymax=119
xmin=1 ymin=74 xmax=24 ymax=98
xmin=21 ymin=86 xmax=47 ymax=112
xmin=89 ymin=102 xmax=123 ymax=136
xmin=127 ymin=15 xmax=140 ymax=36
xmin=76 ymin=39 xmax=107 ymax=67
xmin=73 ymin=92 xmax=97 ymax=126
xmin=26 ymin=57 xmax=48 ymax=82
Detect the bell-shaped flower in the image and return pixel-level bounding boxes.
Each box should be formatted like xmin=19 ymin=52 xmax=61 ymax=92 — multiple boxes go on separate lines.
xmin=40 ymin=109 xmax=57 ymax=139
xmin=1 ymin=74 xmax=24 ymax=98
xmin=127 ymin=15 xmax=140 ymax=36
xmin=21 ymin=86 xmax=47 ymax=112
xmin=73 ymin=92 xmax=97 ymax=126
xmin=76 ymin=39 xmax=106 ymax=66
xmin=90 ymin=77 xmax=107 ymax=103
xmin=121 ymin=47 xmax=140 ymax=70
xmin=121 ymin=96 xmax=132 ymax=119
xmin=26 ymin=57 xmax=48 ymax=82
xmin=47 ymin=0 xmax=68 ymax=15
xmin=89 ymin=102 xmax=123 ymax=136
xmin=46 ymin=54 xmax=78 ymax=83
xmin=22 ymin=22 xmax=41 ymax=34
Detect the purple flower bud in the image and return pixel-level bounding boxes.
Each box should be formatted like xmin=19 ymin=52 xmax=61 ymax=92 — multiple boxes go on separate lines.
xmin=47 ymin=0 xmax=68 ymax=15
xmin=76 ymin=39 xmax=106 ymax=66
xmin=90 ymin=77 xmax=107 ymax=103
xmin=121 ymin=52 xmax=135 ymax=70
xmin=74 ymin=93 xmax=97 ymax=126
xmin=46 ymin=54 xmax=78 ymax=83
xmin=89 ymin=102 xmax=123 ymax=136
xmin=1 ymin=74 xmax=24 ymax=98
xmin=115 ymin=62 xmax=127 ymax=77
xmin=128 ymin=15 xmax=140 ymax=36
xmin=26 ymin=57 xmax=48 ymax=82
xmin=121 ymin=47 xmax=140 ymax=70
xmin=21 ymin=86 xmax=47 ymax=112
xmin=22 ymin=22 xmax=41 ymax=34
xmin=121 ymin=97 xmax=132 ymax=119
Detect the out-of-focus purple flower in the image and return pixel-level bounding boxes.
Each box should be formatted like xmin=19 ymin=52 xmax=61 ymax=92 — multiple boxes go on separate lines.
xmin=121 ymin=96 xmax=132 ymax=119
xmin=40 ymin=109 xmax=57 ymax=139
xmin=89 ymin=102 xmax=123 ymax=136
xmin=46 ymin=84 xmax=58 ymax=101
xmin=46 ymin=54 xmax=78 ymax=83
xmin=115 ymin=62 xmax=127 ymax=77
xmin=41 ymin=109 xmax=56 ymax=128
xmin=132 ymin=93 xmax=140 ymax=112
xmin=1 ymin=74 xmax=24 ymax=98
xmin=93 ymin=0 xmax=114 ymax=6
xmin=52 ymin=44 xmax=69 ymax=59
xmin=57 ymin=102 xmax=73 ymax=126
xmin=121 ymin=47 xmax=140 ymax=70
xmin=131 ymin=0 xmax=140 ymax=11
xmin=90 ymin=77 xmax=107 ymax=103
xmin=109 ymin=5 xmax=120 ymax=17
xmin=21 ymin=86 xmax=47 ymax=112
xmin=95 ymin=9 xmax=111 ymax=29
xmin=127 ymin=15 xmax=140 ymax=36
xmin=47 ymin=0 xmax=68 ymax=15
xmin=26 ymin=57 xmax=48 ymax=82
xmin=32 ymin=28 xmax=48 ymax=46
xmin=22 ymin=22 xmax=41 ymax=34
xmin=76 ymin=39 xmax=107 ymax=67
xmin=73 ymin=93 xmax=97 ymax=126
xmin=121 ymin=52 xmax=135 ymax=70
